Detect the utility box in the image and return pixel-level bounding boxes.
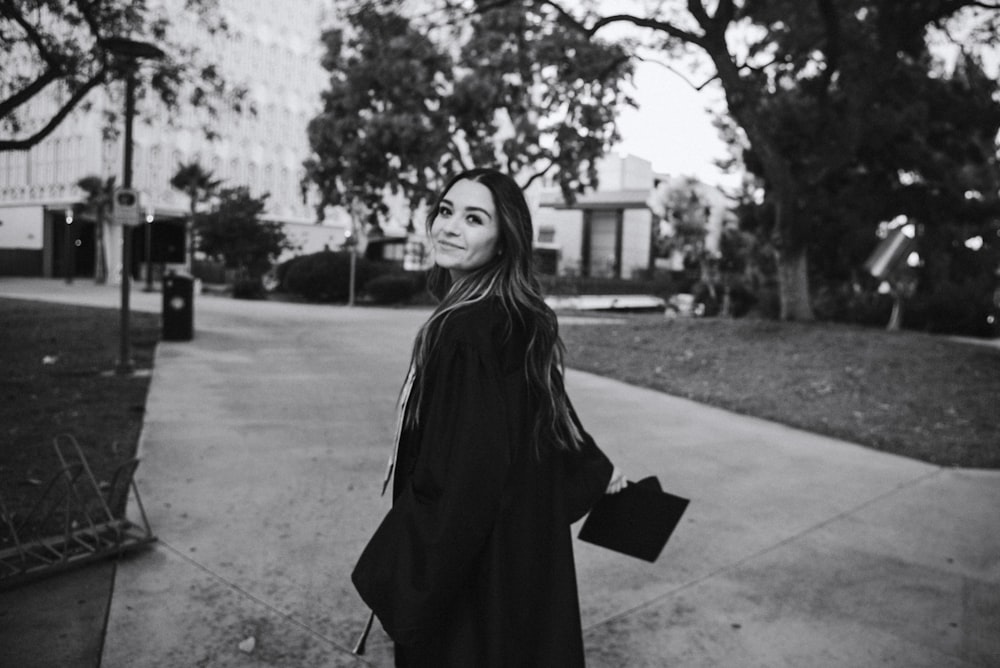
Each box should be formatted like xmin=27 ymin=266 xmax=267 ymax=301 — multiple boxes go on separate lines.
xmin=162 ymin=272 xmax=194 ymax=341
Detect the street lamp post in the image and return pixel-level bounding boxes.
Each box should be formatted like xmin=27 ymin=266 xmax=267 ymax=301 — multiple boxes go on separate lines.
xmin=144 ymin=206 xmax=155 ymax=292
xmin=102 ymin=37 xmax=165 ymax=375
xmin=346 ymin=225 xmax=357 ymax=307
xmin=64 ymin=209 xmax=74 ymax=284
xmin=116 ymin=65 xmax=139 ymax=374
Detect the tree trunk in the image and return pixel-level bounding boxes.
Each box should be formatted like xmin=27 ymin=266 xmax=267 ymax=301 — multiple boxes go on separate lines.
xmin=886 ymin=295 xmax=903 ymax=331
xmin=187 ymin=205 xmax=196 ymax=274
xmin=775 ymin=244 xmax=814 ymax=321
xmin=769 ymin=185 xmax=815 ymax=322
xmin=94 ymin=214 xmax=108 ymax=284
xmin=720 ymin=281 xmax=732 ymax=318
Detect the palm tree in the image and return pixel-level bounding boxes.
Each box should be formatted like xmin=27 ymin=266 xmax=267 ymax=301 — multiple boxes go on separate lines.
xmin=76 ymin=175 xmax=116 ymax=284
xmin=169 ymin=161 xmax=221 ymax=272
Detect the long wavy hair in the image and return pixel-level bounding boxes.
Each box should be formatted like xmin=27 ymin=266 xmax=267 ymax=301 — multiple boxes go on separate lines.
xmin=403 ymin=168 xmax=582 ymax=453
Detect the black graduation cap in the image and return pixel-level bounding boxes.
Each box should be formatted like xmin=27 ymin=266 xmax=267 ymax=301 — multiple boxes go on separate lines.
xmin=578 ymin=476 xmax=689 ymax=563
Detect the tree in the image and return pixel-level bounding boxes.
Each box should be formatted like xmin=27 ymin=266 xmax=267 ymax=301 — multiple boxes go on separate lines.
xmin=75 ymin=174 xmax=115 ymax=283
xmin=302 ymin=2 xmax=633 ymax=227
xmin=170 ymin=160 xmax=220 ymax=271
xmin=1 ymin=0 xmax=248 ymax=152
xmin=727 ymin=2 xmax=1000 ymax=307
xmin=444 ymin=0 xmax=1000 ymax=320
xmin=648 ymin=176 xmax=752 ymax=316
xmin=194 ymin=187 xmax=292 ymax=285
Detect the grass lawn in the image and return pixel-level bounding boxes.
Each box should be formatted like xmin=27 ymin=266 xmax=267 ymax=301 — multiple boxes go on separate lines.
xmin=560 ymin=313 xmax=1000 ymax=469
xmin=0 ymin=298 xmax=159 ymax=543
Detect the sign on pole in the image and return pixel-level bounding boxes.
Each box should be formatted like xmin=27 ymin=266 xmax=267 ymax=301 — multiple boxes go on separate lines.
xmin=113 ymin=188 xmax=142 ymax=227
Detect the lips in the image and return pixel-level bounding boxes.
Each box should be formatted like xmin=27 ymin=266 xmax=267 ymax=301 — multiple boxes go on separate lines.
xmin=437 ymin=240 xmax=464 ymax=251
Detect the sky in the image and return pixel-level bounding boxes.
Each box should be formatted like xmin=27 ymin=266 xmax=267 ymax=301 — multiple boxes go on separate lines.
xmin=612 ymin=59 xmax=737 ymax=188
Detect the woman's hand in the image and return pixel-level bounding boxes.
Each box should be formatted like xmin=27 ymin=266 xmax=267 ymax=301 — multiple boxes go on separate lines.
xmin=606 ymin=465 xmax=627 ymax=494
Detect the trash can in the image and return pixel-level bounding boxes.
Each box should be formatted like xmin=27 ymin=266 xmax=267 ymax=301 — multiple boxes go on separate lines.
xmin=162 ymin=272 xmax=194 ymax=341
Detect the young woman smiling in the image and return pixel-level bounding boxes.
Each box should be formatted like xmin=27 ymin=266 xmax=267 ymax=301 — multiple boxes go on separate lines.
xmin=352 ymin=168 xmax=625 ymax=667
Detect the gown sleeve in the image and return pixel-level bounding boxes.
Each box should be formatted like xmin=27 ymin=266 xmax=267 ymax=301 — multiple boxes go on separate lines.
xmin=351 ymin=338 xmax=512 ymax=646
xmin=563 ymin=399 xmax=614 ymax=524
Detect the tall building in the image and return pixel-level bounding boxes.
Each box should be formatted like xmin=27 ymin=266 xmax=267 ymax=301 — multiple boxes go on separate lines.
xmin=0 ymin=0 xmax=346 ymax=281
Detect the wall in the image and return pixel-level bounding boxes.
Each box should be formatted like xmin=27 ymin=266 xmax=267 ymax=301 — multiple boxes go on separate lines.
xmin=0 ymin=205 xmax=44 ymax=250
xmin=622 ymin=208 xmax=653 ymax=278
xmin=0 ymin=206 xmax=46 ymax=275
xmin=534 ymin=207 xmax=583 ymax=275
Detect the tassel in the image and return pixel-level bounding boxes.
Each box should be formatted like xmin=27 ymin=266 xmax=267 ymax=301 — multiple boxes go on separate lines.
xmin=353 ymin=610 xmax=376 ymax=655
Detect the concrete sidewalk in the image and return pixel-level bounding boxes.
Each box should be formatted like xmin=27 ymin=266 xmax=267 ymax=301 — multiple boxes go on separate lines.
xmin=2 ymin=278 xmax=999 ymax=667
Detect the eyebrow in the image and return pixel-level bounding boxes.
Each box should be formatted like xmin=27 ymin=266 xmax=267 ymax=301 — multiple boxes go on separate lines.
xmin=441 ymin=198 xmax=493 ymax=221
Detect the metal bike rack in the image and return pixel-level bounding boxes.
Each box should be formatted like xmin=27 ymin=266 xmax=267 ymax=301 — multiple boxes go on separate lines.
xmin=0 ymin=434 xmax=156 ymax=589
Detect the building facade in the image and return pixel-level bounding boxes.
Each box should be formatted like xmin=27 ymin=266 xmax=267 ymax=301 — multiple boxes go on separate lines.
xmin=0 ymin=0 xmax=345 ymax=281
xmin=531 ymin=153 xmax=736 ymax=280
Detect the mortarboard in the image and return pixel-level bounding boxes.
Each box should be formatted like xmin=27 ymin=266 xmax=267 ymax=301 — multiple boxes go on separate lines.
xmin=578 ymin=476 xmax=689 ymax=563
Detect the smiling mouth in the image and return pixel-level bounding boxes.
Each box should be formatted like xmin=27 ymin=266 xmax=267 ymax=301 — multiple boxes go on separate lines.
xmin=437 ymin=240 xmax=464 ymax=250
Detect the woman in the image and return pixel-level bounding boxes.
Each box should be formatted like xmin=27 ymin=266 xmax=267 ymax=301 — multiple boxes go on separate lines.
xmin=352 ymin=168 xmax=625 ymax=667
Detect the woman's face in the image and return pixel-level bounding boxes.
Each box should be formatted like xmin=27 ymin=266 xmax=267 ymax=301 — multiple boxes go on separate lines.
xmin=431 ymin=179 xmax=500 ymax=279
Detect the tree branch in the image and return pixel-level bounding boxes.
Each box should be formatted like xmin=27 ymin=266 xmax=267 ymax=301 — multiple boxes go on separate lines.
xmin=519 ymin=159 xmax=556 ymax=190
xmin=467 ymin=0 xmax=514 ymax=13
xmin=638 ymin=54 xmax=719 ymax=91
xmin=714 ymin=0 xmax=736 ymax=28
xmin=540 ymin=1 xmax=705 ymax=47
xmin=686 ymin=0 xmax=711 ymax=26
xmin=0 ymin=67 xmax=61 ymax=118
xmin=0 ymin=69 xmax=106 ymax=152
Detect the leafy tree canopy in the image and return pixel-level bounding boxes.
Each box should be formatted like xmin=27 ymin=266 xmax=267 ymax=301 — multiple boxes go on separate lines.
xmin=170 ymin=160 xmax=221 ymax=268
xmin=455 ymin=0 xmax=1000 ymax=320
xmin=302 ymin=0 xmax=634 ymax=222
xmin=725 ymin=1 xmax=1000 ymax=296
xmin=0 ymin=0 xmax=249 ymax=151
xmin=194 ymin=187 xmax=292 ymax=279
xmin=170 ymin=161 xmax=221 ymax=208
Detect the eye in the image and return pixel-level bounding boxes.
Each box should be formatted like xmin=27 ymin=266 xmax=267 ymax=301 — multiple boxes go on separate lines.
xmin=465 ymin=214 xmax=484 ymax=225
xmin=438 ymin=204 xmax=453 ymax=218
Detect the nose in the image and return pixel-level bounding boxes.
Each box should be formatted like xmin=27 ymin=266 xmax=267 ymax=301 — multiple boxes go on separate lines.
xmin=439 ymin=215 xmax=460 ymax=236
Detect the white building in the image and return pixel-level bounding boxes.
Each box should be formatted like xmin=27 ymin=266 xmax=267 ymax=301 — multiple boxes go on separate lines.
xmin=530 ymin=153 xmax=735 ymax=280
xmin=0 ymin=0 xmax=345 ymax=281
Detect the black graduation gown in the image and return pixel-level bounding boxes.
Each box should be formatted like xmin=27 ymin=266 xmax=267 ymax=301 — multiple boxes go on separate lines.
xmin=351 ymin=297 xmax=614 ymax=667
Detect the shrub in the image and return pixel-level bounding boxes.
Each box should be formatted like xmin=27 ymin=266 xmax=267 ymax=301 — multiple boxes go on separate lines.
xmin=844 ymin=291 xmax=894 ymax=327
xmin=271 ymin=255 xmax=307 ymax=292
xmin=232 ymin=277 xmax=266 ymax=300
xmin=812 ymin=284 xmax=852 ymax=322
xmin=748 ymin=285 xmax=781 ymax=319
xmin=192 ymin=259 xmax=226 ymax=284
xmin=904 ymin=281 xmax=994 ymax=336
xmin=364 ymin=273 xmax=421 ymax=305
xmin=283 ymin=250 xmax=395 ymax=303
xmin=726 ymin=282 xmax=758 ymax=318
xmin=817 ymin=280 xmax=994 ymax=336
